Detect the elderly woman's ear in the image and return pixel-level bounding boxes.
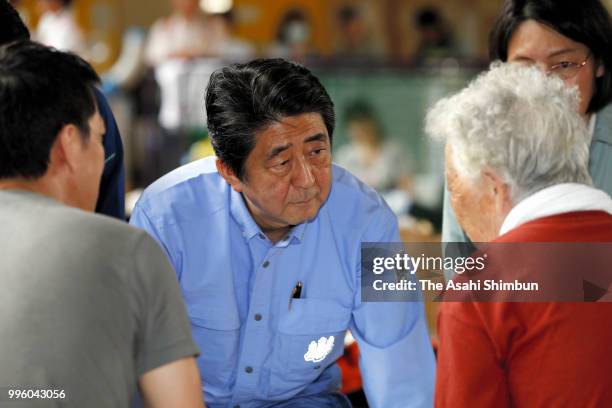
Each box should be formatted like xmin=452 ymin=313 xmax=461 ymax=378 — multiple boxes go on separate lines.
xmin=481 ymin=169 xmax=513 ymax=217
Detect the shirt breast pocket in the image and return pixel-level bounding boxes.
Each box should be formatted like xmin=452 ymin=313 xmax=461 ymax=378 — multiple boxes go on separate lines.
xmin=186 ymin=294 xmax=241 ymax=392
xmin=268 ymin=298 xmax=351 ymax=397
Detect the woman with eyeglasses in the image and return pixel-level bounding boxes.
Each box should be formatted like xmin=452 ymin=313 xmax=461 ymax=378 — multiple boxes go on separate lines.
xmin=442 ymin=0 xmax=612 ymax=249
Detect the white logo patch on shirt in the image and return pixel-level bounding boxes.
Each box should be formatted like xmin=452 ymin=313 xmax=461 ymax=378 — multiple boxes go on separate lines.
xmin=304 ymin=336 xmax=335 ymax=363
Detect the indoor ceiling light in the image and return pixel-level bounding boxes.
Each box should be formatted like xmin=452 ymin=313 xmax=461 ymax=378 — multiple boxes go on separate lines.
xmin=200 ymin=0 xmax=233 ymax=14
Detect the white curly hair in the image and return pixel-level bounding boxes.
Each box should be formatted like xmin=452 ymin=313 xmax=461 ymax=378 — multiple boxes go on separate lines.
xmin=426 ymin=62 xmax=592 ymax=202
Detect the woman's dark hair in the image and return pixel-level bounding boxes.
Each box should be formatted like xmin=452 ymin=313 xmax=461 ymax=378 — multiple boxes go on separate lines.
xmin=205 ymin=58 xmax=335 ymax=180
xmin=489 ymin=0 xmax=612 ymax=112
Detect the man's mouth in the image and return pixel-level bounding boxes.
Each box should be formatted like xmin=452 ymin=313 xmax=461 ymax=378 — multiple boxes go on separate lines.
xmin=292 ymin=197 xmax=315 ymax=205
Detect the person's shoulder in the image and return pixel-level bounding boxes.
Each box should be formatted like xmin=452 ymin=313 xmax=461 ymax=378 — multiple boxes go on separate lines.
xmin=594 ymin=103 xmax=612 ymax=144
xmin=46 ymin=203 xmax=151 ymax=253
xmin=135 ymin=156 xmax=229 ymax=222
xmin=597 ymin=102 xmax=612 ymax=120
xmin=495 ymin=211 xmax=612 ymax=243
xmin=326 ymin=164 xmax=396 ymax=225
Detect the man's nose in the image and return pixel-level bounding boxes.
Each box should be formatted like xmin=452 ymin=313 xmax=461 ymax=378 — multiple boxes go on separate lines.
xmin=292 ymin=156 xmax=315 ymax=188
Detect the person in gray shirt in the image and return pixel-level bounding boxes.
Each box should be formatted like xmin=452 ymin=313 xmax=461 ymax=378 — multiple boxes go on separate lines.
xmin=0 ymin=41 xmax=205 ymax=408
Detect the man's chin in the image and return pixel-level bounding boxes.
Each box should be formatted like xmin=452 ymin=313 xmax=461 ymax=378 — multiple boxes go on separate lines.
xmin=287 ymin=204 xmax=322 ymax=225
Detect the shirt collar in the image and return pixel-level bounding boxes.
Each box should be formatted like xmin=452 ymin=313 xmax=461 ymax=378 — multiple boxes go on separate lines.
xmin=229 ymin=187 xmax=262 ymax=241
xmin=228 ymin=187 xmax=307 ymax=245
xmin=499 ymin=183 xmax=612 ymax=236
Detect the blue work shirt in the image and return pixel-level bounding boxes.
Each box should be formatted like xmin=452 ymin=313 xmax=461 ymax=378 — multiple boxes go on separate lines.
xmin=130 ymin=156 xmax=435 ymax=408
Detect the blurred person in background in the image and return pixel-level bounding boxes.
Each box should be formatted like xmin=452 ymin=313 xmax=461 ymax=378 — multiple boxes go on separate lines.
xmin=0 ymin=40 xmax=205 ymax=408
xmin=145 ymin=0 xmax=210 ymax=67
xmin=442 ymin=0 xmax=612 ymax=273
xmin=335 ymin=100 xmax=443 ymax=229
xmin=1 ymin=0 xmax=125 ymax=219
xmin=428 ymin=62 xmax=612 ymax=408
xmin=143 ymin=0 xmax=213 ymax=182
xmin=335 ymin=100 xmax=412 ymax=196
xmin=413 ymin=6 xmax=455 ymax=62
xmin=36 ymin=0 xmax=86 ymax=55
xmin=267 ymin=9 xmax=313 ymax=62
xmin=206 ymin=11 xmax=255 ymax=62
xmin=333 ymin=5 xmax=382 ymax=59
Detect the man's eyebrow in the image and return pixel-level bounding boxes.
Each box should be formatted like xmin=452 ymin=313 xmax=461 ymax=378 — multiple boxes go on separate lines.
xmin=267 ymin=133 xmax=327 ymax=160
xmin=304 ymin=133 xmax=327 ymax=144
xmin=268 ymin=143 xmax=291 ymax=160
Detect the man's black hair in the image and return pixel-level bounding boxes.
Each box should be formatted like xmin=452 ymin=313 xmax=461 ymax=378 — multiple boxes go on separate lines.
xmin=489 ymin=0 xmax=612 ymax=112
xmin=205 ymin=58 xmax=335 ymax=180
xmin=0 ymin=41 xmax=100 ymax=179
xmin=0 ymin=0 xmax=30 ymax=44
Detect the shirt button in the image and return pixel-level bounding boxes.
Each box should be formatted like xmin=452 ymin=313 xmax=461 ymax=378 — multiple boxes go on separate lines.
xmin=254 ymin=314 xmax=262 ymax=321
xmin=262 ymin=261 xmax=270 ymax=268
xmin=245 ymin=366 xmax=253 ymax=374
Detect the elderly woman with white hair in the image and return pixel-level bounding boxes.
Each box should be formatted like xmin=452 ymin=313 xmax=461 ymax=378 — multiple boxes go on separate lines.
xmin=427 ymin=63 xmax=612 ymax=408
xmin=441 ymin=0 xmax=612 ymax=279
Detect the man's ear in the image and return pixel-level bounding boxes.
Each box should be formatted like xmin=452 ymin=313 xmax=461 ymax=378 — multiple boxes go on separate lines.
xmin=216 ymin=159 xmax=244 ymax=193
xmin=49 ymin=124 xmax=82 ymax=174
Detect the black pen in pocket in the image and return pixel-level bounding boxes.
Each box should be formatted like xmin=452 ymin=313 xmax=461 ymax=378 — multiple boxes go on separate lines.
xmin=288 ymin=281 xmax=302 ymax=310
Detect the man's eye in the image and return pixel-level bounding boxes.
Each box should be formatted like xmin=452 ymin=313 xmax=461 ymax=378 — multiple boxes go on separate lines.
xmin=311 ymin=148 xmax=326 ymax=156
xmin=275 ymin=160 xmax=290 ymax=168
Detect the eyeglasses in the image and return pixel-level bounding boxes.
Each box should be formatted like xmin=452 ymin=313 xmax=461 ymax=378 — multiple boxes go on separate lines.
xmin=547 ymin=52 xmax=591 ymax=80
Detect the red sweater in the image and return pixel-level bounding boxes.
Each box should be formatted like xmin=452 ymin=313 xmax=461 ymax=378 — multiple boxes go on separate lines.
xmin=435 ymin=211 xmax=612 ymax=408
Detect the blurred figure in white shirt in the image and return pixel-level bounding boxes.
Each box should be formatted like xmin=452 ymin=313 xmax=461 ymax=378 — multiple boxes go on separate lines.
xmin=206 ymin=11 xmax=254 ymax=62
xmin=145 ymin=0 xmax=210 ymax=67
xmin=36 ymin=0 xmax=85 ymax=55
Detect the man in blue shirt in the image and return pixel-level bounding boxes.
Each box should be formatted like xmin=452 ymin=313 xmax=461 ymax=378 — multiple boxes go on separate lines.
xmin=131 ymin=59 xmax=435 ymax=408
